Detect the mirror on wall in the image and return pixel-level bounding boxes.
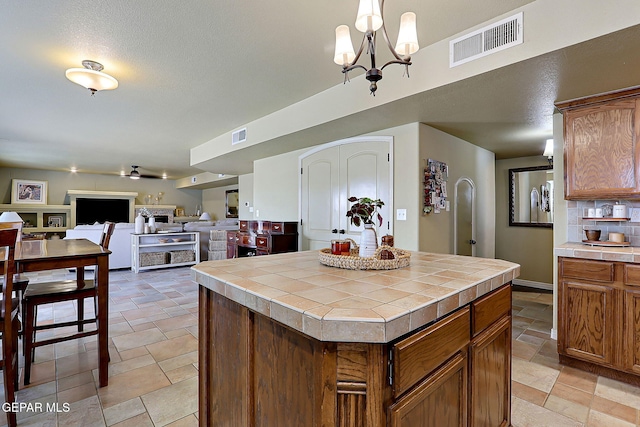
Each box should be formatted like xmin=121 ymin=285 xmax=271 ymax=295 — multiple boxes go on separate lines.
xmin=509 ymin=165 xmax=553 ymax=228
xmin=226 ymin=189 xmax=239 ymax=218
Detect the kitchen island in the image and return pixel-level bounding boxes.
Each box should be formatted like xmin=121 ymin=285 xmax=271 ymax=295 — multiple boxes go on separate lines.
xmin=193 ymin=250 xmax=519 ymax=426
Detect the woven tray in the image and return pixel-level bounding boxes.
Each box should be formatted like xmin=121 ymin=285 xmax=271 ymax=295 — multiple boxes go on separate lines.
xmin=319 ymin=240 xmax=410 ymax=270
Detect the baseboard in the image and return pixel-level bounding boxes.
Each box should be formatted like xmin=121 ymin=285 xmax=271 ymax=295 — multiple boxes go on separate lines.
xmin=512 ymin=278 xmax=552 ymax=291
xmin=550 ymin=329 xmax=557 ymax=340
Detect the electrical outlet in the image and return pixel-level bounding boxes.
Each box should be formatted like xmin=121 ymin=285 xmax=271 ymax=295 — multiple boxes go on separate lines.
xmin=396 ymin=209 xmax=407 ymax=221
xmin=256 ymin=209 xmax=259 ymax=217
xmin=249 ymin=207 xmax=254 ymax=213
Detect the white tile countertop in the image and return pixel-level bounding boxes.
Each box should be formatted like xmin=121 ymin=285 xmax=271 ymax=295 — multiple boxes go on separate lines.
xmin=555 ymin=242 xmax=640 ymax=263
xmin=191 ymin=250 xmax=519 ymax=343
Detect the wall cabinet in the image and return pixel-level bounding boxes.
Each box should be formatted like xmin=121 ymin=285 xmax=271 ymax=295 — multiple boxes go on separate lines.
xmin=558 ymin=257 xmax=640 ymax=386
xmin=131 ymin=232 xmax=199 ymax=273
xmin=557 ymin=88 xmax=640 ymax=200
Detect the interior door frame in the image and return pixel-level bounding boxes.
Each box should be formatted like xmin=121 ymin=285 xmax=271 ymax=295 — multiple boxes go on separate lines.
xmin=453 ymin=176 xmax=476 ymax=257
xmin=298 ymin=136 xmax=394 ymax=250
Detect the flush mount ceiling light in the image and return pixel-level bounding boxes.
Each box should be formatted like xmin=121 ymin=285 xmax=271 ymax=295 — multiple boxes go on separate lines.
xmin=334 ymin=0 xmax=419 ymax=95
xmin=65 ymin=60 xmax=118 ymax=95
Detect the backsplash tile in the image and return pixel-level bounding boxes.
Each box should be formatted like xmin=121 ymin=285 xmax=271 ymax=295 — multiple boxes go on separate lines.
xmin=568 ymin=200 xmax=640 ymax=246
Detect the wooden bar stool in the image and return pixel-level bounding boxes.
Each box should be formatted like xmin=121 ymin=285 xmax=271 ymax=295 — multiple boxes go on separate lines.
xmin=22 ymin=222 xmax=114 ymax=385
xmin=0 ymin=228 xmax=22 ymax=427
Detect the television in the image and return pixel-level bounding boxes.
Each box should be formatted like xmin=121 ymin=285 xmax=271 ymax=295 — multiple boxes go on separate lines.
xmin=76 ymin=198 xmax=129 ymax=225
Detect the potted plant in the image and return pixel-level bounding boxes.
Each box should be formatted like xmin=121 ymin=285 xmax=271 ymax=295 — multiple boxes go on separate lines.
xmin=346 ymin=196 xmax=384 ymax=257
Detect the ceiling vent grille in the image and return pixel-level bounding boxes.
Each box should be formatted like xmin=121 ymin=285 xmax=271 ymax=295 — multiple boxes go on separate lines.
xmin=450 ymin=12 xmax=523 ymax=67
xmin=231 ymin=128 xmax=247 ymax=145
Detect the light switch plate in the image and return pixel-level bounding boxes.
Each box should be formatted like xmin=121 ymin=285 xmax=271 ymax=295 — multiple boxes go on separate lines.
xmin=396 ymin=209 xmax=407 ymax=221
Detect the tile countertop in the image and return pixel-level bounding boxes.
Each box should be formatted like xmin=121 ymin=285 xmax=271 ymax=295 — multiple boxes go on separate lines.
xmin=191 ymin=250 xmax=519 ymax=343
xmin=555 ymin=242 xmax=640 ymax=263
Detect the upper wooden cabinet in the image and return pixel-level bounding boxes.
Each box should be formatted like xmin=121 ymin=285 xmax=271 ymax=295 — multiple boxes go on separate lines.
xmin=557 ymin=87 xmax=640 ymax=200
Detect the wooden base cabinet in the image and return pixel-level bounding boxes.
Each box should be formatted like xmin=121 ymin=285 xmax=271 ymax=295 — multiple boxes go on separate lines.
xmin=199 ymin=284 xmax=512 ymax=427
xmin=558 ymin=257 xmax=640 ymax=386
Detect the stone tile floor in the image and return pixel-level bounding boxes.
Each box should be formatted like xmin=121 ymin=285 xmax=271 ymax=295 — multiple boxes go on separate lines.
xmin=0 ymin=267 xmax=638 ymax=426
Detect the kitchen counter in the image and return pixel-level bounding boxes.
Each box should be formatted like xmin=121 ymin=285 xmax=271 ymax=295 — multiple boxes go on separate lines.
xmin=192 ymin=250 xmax=519 ymax=343
xmin=555 ymin=242 xmax=640 ymax=262
xmin=194 ymin=250 xmax=519 ymax=426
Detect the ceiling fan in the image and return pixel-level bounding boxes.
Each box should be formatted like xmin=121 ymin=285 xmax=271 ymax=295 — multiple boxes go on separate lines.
xmin=125 ymin=165 xmax=163 ymax=179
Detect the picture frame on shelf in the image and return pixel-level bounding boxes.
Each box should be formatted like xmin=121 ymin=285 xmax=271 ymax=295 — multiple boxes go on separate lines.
xmin=176 ymin=208 xmax=185 ymax=217
xmin=48 ymin=216 xmax=62 ymax=227
xmin=11 ymin=179 xmax=48 ymax=205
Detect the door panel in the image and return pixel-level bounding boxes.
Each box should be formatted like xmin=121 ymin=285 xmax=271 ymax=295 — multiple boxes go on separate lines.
xmin=341 ymin=142 xmax=390 ymax=241
xmin=301 ymin=140 xmax=390 ymax=251
xmin=301 ymin=147 xmax=340 ymax=250
xmin=455 ymin=178 xmax=475 ymax=257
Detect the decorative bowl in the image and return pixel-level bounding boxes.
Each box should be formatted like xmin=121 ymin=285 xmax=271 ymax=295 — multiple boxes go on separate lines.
xmin=585 ymin=229 xmax=601 ymax=241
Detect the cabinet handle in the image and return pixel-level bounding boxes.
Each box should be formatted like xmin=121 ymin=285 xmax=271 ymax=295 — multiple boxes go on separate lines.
xmin=339 ymin=229 xmax=345 ymax=234
xmin=469 ymin=239 xmax=477 ymax=245
xmin=332 ymin=229 xmax=338 ymax=234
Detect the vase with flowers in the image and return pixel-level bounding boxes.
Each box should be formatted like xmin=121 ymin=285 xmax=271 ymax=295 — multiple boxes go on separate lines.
xmin=346 ymin=196 xmax=384 ymax=258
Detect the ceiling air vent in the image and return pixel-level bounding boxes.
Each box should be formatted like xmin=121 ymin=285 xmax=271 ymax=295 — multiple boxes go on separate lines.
xmin=450 ymin=12 xmax=523 ymax=68
xmin=231 ymin=128 xmax=247 ymax=145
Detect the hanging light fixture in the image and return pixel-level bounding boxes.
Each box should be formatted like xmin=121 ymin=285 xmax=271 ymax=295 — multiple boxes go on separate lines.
xmin=543 ymin=139 xmax=554 ymax=165
xmin=65 ymin=60 xmax=119 ymax=95
xmin=334 ymin=0 xmax=419 ymax=95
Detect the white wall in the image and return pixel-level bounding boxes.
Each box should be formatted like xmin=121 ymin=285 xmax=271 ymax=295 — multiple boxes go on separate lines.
xmin=202 ymin=184 xmax=239 ymax=220
xmin=418 ymin=125 xmax=496 ymax=258
xmin=242 ymin=122 xmax=496 ymax=255
xmin=238 ymin=173 xmax=254 ymax=220
xmin=495 ymin=156 xmax=553 ymax=285
xmin=252 ymin=149 xmax=307 ymax=221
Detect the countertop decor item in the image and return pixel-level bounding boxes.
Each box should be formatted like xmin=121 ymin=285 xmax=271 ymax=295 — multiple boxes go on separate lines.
xmin=585 ymin=229 xmax=601 ymax=241
xmin=346 ymin=196 xmax=384 ymax=257
xmin=319 ymin=240 xmax=410 ymax=270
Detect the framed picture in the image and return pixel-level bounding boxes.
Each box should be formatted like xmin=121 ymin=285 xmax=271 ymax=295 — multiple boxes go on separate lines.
xmin=48 ymin=216 xmax=62 ymax=227
xmin=11 ymin=179 xmax=47 ymax=205
xmin=175 ymin=208 xmax=185 ymax=217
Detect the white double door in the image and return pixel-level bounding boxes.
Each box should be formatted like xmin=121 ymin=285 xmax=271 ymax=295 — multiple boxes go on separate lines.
xmin=300 ymin=138 xmax=391 ymax=251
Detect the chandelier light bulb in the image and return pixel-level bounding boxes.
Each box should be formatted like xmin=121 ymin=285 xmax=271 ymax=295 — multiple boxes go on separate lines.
xmin=334 ymin=25 xmax=356 ymax=65
xmin=395 ymin=12 xmax=419 ymax=56
xmin=355 ymin=0 xmax=383 ymax=32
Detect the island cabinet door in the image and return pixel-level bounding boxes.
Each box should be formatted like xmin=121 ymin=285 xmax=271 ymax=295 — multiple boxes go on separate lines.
xmin=389 ymin=352 xmax=468 ymax=427
xmin=558 ymin=280 xmax=616 ymax=366
xmin=468 ymin=315 xmax=511 ymax=427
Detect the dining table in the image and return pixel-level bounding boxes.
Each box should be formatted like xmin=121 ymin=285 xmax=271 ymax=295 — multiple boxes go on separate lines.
xmin=13 ymin=238 xmax=111 ymax=387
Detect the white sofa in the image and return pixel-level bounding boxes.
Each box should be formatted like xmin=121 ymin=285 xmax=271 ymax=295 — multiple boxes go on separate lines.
xmin=64 ymin=219 xmax=239 ymax=269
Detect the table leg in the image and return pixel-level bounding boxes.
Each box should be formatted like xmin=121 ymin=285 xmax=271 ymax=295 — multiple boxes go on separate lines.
xmin=96 ymin=256 xmax=109 ymax=387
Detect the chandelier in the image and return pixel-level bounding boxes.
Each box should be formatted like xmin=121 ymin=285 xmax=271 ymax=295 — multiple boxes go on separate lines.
xmin=334 ymin=0 xmax=419 ymax=95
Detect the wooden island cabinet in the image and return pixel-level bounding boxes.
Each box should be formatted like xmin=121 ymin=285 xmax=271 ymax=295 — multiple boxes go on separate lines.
xmin=193 ymin=250 xmax=518 ymax=426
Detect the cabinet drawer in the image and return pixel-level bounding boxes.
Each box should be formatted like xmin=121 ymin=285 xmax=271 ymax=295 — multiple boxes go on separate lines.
xmin=239 ymin=221 xmax=249 ymax=232
xmin=393 ymin=307 xmax=470 ymax=398
xmin=625 ymin=265 xmax=640 ymax=286
xmin=472 ymin=284 xmax=511 ymax=336
xmin=561 ymin=258 xmax=614 ymax=282
xmin=256 ymin=235 xmax=269 ymax=249
xmin=226 ymin=231 xmax=238 ymax=244
xmin=270 ymin=222 xmax=285 ymax=234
